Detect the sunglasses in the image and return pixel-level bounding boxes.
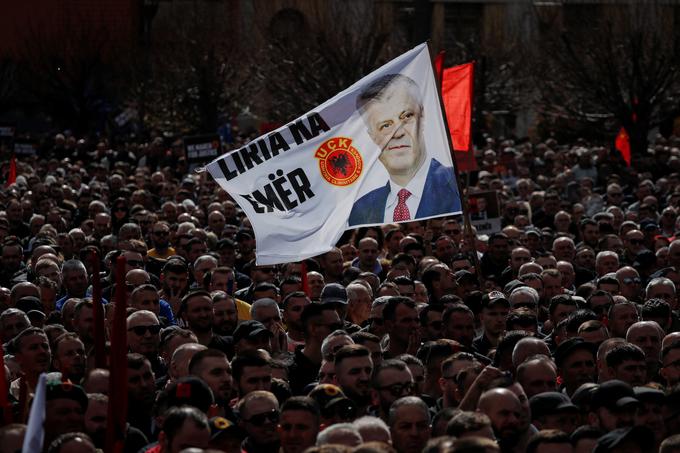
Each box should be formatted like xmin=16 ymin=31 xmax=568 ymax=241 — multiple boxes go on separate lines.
xmin=127 ymin=260 xmax=145 ymax=268
xmin=245 ymin=409 xmax=279 ymax=426
xmin=378 ymin=382 xmax=414 ymax=398
xmin=128 ymin=324 xmax=162 ymax=336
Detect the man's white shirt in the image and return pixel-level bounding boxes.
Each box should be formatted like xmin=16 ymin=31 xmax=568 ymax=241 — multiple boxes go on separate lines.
xmin=383 ymin=157 xmax=432 ymax=222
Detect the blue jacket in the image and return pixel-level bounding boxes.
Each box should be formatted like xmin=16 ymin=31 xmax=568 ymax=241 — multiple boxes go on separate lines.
xmin=348 ymin=159 xmax=460 ymax=226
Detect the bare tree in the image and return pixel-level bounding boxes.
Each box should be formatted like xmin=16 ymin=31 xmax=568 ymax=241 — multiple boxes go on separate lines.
xmin=252 ymin=1 xmax=402 ymax=122
xmin=531 ymin=2 xmax=680 ymax=154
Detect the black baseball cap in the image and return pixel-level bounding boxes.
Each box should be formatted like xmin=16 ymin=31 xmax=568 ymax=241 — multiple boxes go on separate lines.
xmin=590 ymin=380 xmax=639 ymax=410
xmin=530 ymin=392 xmax=578 ymax=420
xmin=633 ymin=386 xmax=664 ymax=404
xmin=233 ymin=320 xmax=273 ymax=343
xmin=320 ymin=283 xmax=348 ymax=305
xmin=553 ymin=337 xmax=596 ymax=368
xmin=16 ymin=296 xmax=42 ymax=314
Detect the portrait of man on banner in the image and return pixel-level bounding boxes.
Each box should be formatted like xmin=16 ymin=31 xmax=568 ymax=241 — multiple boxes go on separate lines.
xmin=348 ymin=73 xmax=460 ymax=226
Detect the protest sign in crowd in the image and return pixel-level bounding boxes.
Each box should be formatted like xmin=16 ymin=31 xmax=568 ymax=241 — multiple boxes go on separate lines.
xmin=2 ymin=46 xmax=680 ymax=453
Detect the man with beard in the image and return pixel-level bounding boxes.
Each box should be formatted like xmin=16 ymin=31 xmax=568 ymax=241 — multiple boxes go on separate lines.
xmin=238 ymin=390 xmax=280 ymax=453
xmin=10 ymin=327 xmax=51 ymax=399
xmin=212 ymin=291 xmax=238 ymax=336
xmin=43 ymin=379 xmax=88 ymax=449
xmin=278 ymin=397 xmax=321 ymax=453
xmin=282 ymin=291 xmax=311 ymax=353
xmin=477 ymin=388 xmax=523 ymax=453
xmin=85 ymin=393 xmax=149 ymax=452
xmin=180 ymin=291 xmax=232 ymax=357
xmin=318 ymin=248 xmax=344 ymax=284
xmin=608 ymin=302 xmax=640 ymax=338
xmin=147 ymin=221 xmax=175 ymax=259
xmin=127 ymin=353 xmax=157 ymax=439
xmin=159 ymin=259 xmax=190 ymax=315
xmin=473 ymin=292 xmax=511 ymax=356
xmin=52 ymin=332 xmax=86 ymax=383
xmin=72 ymin=300 xmax=95 ymax=353
xmin=188 ymin=349 xmax=235 ymax=420
xmin=388 ymin=396 xmax=432 ymax=453
xmin=383 ymin=296 xmax=420 ymax=358
xmin=127 ymin=310 xmax=166 ymax=378
xmin=232 ymin=349 xmax=273 ymax=399
xmin=587 ymin=380 xmax=639 ymax=430
xmin=372 ymin=359 xmax=414 ymax=421
xmin=0 ymin=309 xmax=29 ymax=343
xmin=335 ymin=344 xmax=373 ymax=416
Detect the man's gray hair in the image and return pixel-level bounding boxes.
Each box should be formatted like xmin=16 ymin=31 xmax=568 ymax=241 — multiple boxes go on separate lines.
xmin=388 ymin=396 xmax=430 ymax=427
xmin=321 ymin=330 xmax=353 ymax=359
xmin=316 ymin=422 xmax=362 ymax=446
xmin=353 ymin=415 xmax=391 ymax=442
xmin=509 ymin=287 xmax=539 ymax=304
xmin=250 ymin=298 xmax=280 ymax=320
xmin=194 ymin=255 xmax=218 ymax=269
xmin=372 ymin=296 xmax=391 ymax=309
xmin=646 ymin=277 xmax=676 ymax=297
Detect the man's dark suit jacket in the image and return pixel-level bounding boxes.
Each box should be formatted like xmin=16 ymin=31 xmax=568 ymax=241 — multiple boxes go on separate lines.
xmin=348 ymin=158 xmax=460 ymax=226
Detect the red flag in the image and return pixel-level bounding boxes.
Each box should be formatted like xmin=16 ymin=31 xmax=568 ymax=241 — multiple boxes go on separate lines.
xmin=615 ymin=127 xmax=631 ymax=166
xmin=90 ymin=250 xmax=107 ymax=369
xmin=441 ymin=63 xmax=478 ymax=172
xmin=6 ymin=154 xmax=16 ymax=187
xmin=105 ymin=256 xmax=128 ymax=453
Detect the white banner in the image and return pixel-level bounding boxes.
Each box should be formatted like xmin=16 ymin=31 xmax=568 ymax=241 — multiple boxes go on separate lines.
xmin=206 ymin=43 xmax=461 ymax=264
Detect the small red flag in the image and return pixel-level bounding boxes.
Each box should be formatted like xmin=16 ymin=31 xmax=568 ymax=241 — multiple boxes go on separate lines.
xmin=441 ymin=63 xmax=478 ymax=172
xmin=615 ymin=127 xmax=631 ymax=167
xmin=6 ymin=154 xmax=16 ymax=187
xmin=105 ymin=256 xmax=128 ymax=453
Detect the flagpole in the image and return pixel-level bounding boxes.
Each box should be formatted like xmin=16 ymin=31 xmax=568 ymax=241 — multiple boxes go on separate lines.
xmin=427 ymin=42 xmax=483 ymax=284
xmin=90 ymin=250 xmax=107 ymax=369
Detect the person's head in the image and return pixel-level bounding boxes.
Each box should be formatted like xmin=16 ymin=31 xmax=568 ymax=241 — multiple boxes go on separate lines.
xmin=170 ymin=342 xmax=206 ymax=381
xmin=335 ymin=344 xmax=373 ymax=407
xmin=62 ymin=260 xmax=88 ymax=298
xmin=130 ymin=284 xmax=160 ymax=316
xmin=301 ymin=303 xmax=342 ymax=344
xmin=84 ymin=393 xmax=108 ymax=447
xmin=212 ymin=292 xmax=238 ymax=336
xmin=0 ymin=308 xmax=30 ymax=343
xmin=11 ymin=326 xmax=51 ymax=377
xmin=383 ymin=296 xmax=419 ymax=347
xmin=604 ymin=343 xmax=647 ymax=386
xmin=446 ymin=411 xmax=494 ymax=440
xmin=608 ymin=302 xmax=640 ymax=338
xmin=278 ymin=397 xmax=320 ymax=453
xmin=46 ymin=432 xmax=96 ymax=453
xmin=231 ymin=349 xmax=272 ymax=397
xmin=188 ymin=349 xmax=232 ymax=404
xmin=321 ymin=330 xmax=354 ymax=363
xmin=251 ymin=298 xmax=282 ymax=331
xmin=126 ymin=310 xmax=161 ymax=357
xmin=53 ymin=332 xmax=86 ymax=382
xmin=442 ymin=304 xmax=475 ymax=347
xmin=356 ymin=74 xmax=426 ymax=182
xmin=554 ymin=338 xmax=597 ymax=395
xmin=315 ymin=423 xmax=362 ymax=447
xmin=388 ymin=396 xmax=431 ymax=453
xmin=282 ymin=292 xmax=311 ymax=333
xmin=237 ymin=390 xmax=280 ymax=445
xmin=162 ymin=259 xmax=190 ymax=297
xmin=180 ymin=291 xmax=215 ymax=334
xmin=372 ymin=359 xmax=414 ymax=415
xmin=480 ymin=292 xmax=511 ymax=338
xmin=595 ymin=251 xmax=619 ymax=277
xmin=646 ymin=277 xmax=677 ymax=309
xmin=158 ymin=406 xmax=211 ymax=453
xmin=626 ymin=321 xmax=663 ymax=366
xmin=44 ymin=380 xmax=88 ymax=443
xmin=477 ymin=388 xmax=523 ymax=446
xmin=661 ymin=340 xmax=680 ymax=387
xmin=588 ymin=380 xmax=638 ymax=431
xmin=660 ymin=434 xmax=680 ymax=453
xmin=525 ymin=429 xmax=573 ymax=453
xmin=516 ymin=357 xmax=558 ymax=399
xmin=127 ymin=353 xmax=156 ymax=408
xmin=0 ymin=423 xmax=26 ymax=453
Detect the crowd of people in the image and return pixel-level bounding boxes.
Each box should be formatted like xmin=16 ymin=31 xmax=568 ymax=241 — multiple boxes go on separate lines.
xmin=1 ymin=131 xmax=680 ymax=453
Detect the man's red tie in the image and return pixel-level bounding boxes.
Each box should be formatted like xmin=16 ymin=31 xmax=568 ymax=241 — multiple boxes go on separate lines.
xmin=393 ymin=188 xmax=412 ymax=221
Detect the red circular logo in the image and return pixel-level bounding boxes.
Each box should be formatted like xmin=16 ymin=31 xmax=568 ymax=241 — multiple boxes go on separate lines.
xmin=315 ymin=137 xmax=363 ymax=186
